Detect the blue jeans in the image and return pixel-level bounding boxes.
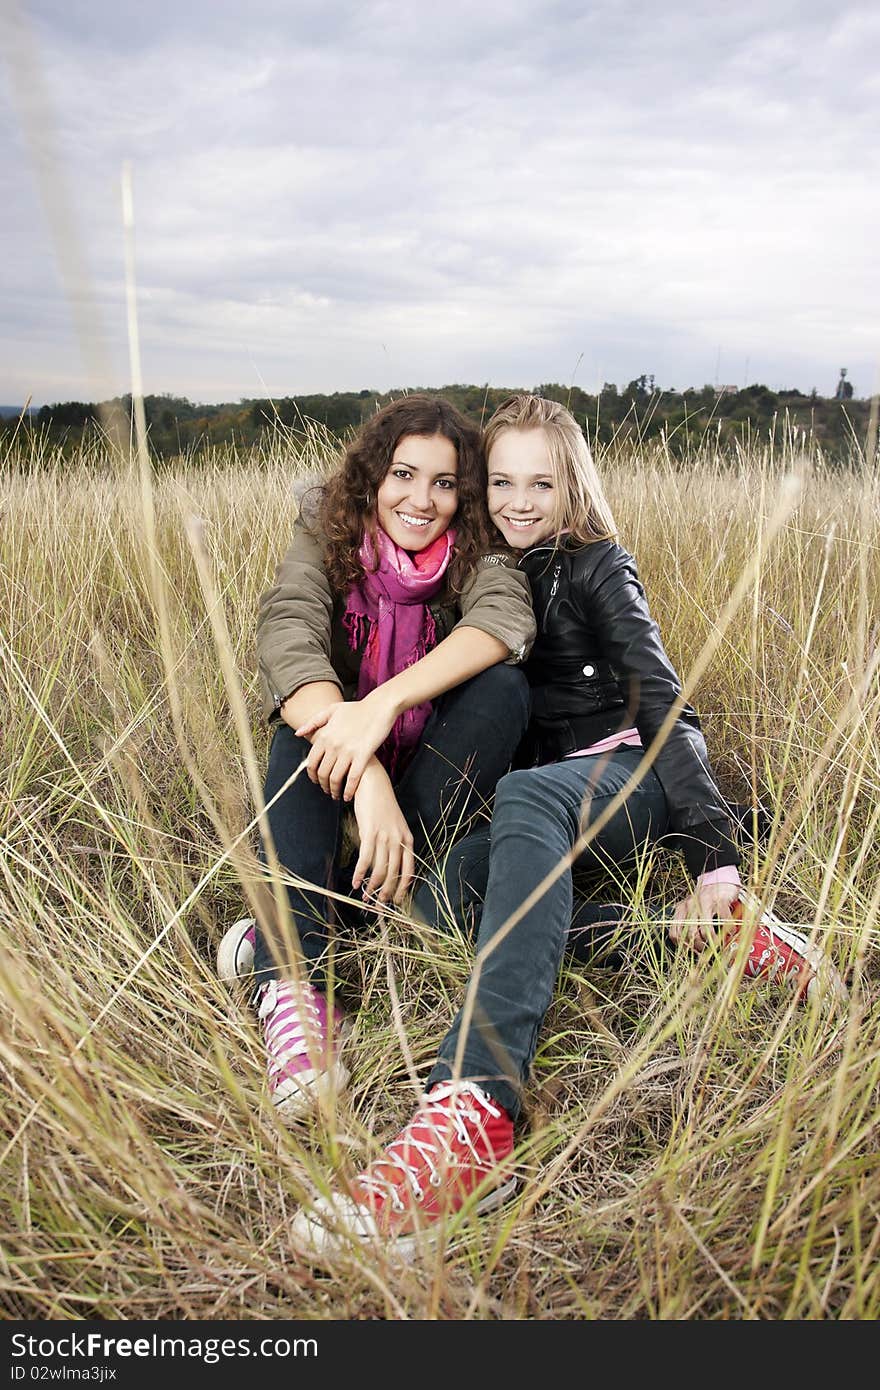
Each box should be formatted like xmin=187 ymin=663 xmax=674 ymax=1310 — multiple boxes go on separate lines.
xmin=252 ymin=663 xmax=530 ymax=988
xmin=421 ymin=747 xmax=670 ymax=1119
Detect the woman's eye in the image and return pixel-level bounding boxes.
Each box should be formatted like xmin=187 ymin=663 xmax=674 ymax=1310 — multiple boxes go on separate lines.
xmin=436 ymin=478 xmax=458 ymax=490
xmin=489 ymin=479 xmax=509 ymax=488
xmin=392 ymin=468 xmax=412 ymax=480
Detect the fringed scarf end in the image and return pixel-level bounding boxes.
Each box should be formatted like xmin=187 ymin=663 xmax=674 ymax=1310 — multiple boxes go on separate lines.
xmin=343 ymin=610 xmax=372 ymax=653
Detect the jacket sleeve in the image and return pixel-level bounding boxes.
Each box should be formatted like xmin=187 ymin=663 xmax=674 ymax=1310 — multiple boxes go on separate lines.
xmin=256 ymin=519 xmax=342 ymax=722
xmin=582 ymin=546 xmax=739 ymax=877
xmin=454 ymin=554 xmax=537 ymax=664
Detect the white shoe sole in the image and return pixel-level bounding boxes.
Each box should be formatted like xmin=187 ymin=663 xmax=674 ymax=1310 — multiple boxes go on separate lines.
xmin=217 ymin=917 xmax=256 ymax=982
xmin=273 ymin=1055 xmax=352 ymax=1123
xmin=290 ymin=1174 xmax=518 ymax=1262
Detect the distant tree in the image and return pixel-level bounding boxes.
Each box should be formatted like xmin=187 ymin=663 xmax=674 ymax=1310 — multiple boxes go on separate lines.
xmin=624 ymin=375 xmax=650 ymax=398
xmin=37 ymin=401 xmax=97 ymax=429
xmin=9 ymin=378 xmax=872 ymax=469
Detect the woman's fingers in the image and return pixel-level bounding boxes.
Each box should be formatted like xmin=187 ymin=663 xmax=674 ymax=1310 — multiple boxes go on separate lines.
xmin=342 ymin=754 xmax=370 ymax=803
xmin=364 ymin=838 xmax=392 ymax=900
xmin=298 ymin=699 xmax=391 ymax=798
xmin=305 ymin=740 xmax=353 ymax=797
xmin=306 ymin=744 xmax=337 ymax=792
xmin=327 ymin=759 xmax=350 ymax=801
xmin=294 ymin=706 xmax=333 ymax=738
xmin=358 ymin=831 xmax=415 ymax=904
xmin=393 ymin=842 xmax=416 ymax=904
xmin=304 ymin=743 xmax=327 ymax=785
xmin=670 ymin=888 xmax=735 ymax=953
xmin=671 ymin=896 xmax=706 ymax=951
xmin=376 ymin=848 xmax=402 ymax=904
xmin=352 ymin=830 xmax=375 ymax=892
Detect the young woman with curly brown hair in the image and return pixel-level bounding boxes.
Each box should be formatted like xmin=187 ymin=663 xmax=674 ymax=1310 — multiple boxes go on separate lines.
xmin=218 ymin=393 xmax=536 ymax=1122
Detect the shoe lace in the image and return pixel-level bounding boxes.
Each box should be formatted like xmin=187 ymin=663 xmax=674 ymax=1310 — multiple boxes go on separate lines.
xmin=258 ymin=979 xmax=324 ymax=1080
xmin=358 ymin=1082 xmax=502 ymax=1213
xmin=729 ymin=905 xmax=818 ymax=991
xmin=730 ymin=893 xmax=846 ymax=1003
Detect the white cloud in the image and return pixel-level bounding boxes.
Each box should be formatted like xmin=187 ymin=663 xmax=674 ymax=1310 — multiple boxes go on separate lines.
xmin=1 ymin=0 xmax=877 ymax=404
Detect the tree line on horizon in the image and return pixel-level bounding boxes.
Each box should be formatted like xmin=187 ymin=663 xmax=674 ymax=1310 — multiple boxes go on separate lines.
xmin=4 ymin=377 xmax=874 ymax=465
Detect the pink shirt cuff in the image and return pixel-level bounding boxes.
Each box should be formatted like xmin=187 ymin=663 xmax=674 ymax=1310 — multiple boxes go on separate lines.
xmin=696 ymin=865 xmax=742 ymax=890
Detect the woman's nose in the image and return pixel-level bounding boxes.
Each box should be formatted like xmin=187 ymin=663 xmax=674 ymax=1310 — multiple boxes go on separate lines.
xmin=409 ymin=478 xmax=433 ymax=510
xmin=510 ymin=489 xmax=534 ymax=512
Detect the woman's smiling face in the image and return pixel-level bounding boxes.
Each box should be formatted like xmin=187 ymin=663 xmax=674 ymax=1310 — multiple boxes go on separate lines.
xmin=376 ymin=433 xmax=459 ymax=551
xmin=487 ymin=427 xmax=558 ymax=549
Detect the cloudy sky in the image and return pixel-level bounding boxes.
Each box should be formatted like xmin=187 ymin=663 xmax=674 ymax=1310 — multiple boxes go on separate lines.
xmin=2 ymin=0 xmax=878 ymax=406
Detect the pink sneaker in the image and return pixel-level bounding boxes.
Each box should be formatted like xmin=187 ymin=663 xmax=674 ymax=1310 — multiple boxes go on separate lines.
xmin=257 ymin=977 xmax=351 ymax=1121
xmin=291 ymin=1081 xmax=516 ymax=1259
xmin=217 ymin=918 xmax=256 ymax=982
xmin=724 ymin=890 xmax=847 ymax=1005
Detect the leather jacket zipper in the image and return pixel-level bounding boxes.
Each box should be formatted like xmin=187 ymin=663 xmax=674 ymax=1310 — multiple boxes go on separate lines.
xmin=543 ymin=561 xmax=562 ymax=624
xmin=518 ymin=545 xmax=564 ymax=626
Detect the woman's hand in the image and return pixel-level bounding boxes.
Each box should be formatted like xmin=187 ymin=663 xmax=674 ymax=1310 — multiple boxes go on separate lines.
xmin=351 ymin=762 xmax=415 ymax=905
xmin=295 ymin=627 xmax=510 ymax=799
xmin=668 ymin=884 xmax=739 ymax=953
xmin=295 ymin=690 xmax=398 ymax=799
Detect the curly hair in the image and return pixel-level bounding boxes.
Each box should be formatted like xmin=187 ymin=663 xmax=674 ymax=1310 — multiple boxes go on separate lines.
xmin=313 ymin=394 xmax=492 ymax=595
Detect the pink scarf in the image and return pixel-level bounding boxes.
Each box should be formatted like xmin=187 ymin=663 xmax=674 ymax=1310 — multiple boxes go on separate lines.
xmin=343 ymin=526 xmax=455 ymax=776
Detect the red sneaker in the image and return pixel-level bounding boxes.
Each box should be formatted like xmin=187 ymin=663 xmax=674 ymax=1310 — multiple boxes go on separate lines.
xmin=723 ymin=890 xmax=847 ymax=1005
xmin=291 ymin=1081 xmax=516 ymax=1259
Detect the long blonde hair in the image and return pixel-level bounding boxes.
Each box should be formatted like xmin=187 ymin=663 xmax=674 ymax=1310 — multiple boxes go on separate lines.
xmin=483 ymin=394 xmax=617 ymax=545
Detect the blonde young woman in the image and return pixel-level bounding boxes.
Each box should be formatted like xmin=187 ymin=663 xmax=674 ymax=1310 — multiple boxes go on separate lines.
xmin=291 ymin=393 xmax=844 ymax=1258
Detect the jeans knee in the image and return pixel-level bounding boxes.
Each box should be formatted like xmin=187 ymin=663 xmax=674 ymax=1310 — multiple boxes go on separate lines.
xmin=467 ymin=663 xmax=529 ymax=726
xmin=495 ymin=768 xmax=578 ymax=839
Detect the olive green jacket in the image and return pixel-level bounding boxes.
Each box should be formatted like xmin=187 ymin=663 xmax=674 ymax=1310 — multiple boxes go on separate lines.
xmin=257 ymin=519 xmax=536 ymax=722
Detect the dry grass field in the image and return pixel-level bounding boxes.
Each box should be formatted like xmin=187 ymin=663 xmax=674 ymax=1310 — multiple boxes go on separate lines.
xmin=1 ymin=423 xmax=878 ymax=1320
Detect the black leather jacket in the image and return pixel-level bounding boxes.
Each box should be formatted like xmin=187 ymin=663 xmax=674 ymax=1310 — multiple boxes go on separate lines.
xmin=516 ymin=538 xmax=739 ymax=878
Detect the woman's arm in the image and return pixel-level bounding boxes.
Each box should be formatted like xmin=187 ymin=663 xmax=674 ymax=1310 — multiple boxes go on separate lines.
xmin=296 ymin=626 xmax=508 ymax=799
xmin=279 ymin=680 xmax=343 ymax=730
xmin=350 ymin=760 xmax=416 ymax=904
xmin=298 ymin=557 xmax=536 ymax=798
xmin=256 ymin=516 xmax=342 ymax=722
xmin=275 ymin=679 xmax=415 ymax=902
xmin=584 ymin=547 xmax=739 ymax=863
xmin=579 ymin=546 xmax=740 ymax=939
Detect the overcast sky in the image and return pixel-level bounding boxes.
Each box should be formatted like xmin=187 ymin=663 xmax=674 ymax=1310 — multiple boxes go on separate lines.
xmin=2 ymin=0 xmax=878 ymax=406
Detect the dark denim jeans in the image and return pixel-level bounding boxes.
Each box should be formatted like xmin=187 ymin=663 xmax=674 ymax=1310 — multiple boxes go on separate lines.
xmin=252 ymin=663 xmax=530 ymax=988
xmin=421 ymin=747 xmax=670 ymax=1119
xmin=419 ymin=828 xmax=637 ymax=969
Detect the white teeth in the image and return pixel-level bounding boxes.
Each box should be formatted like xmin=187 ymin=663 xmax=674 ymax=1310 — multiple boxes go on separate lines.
xmin=397 ymin=513 xmax=431 ymax=527
xmin=505 ymin=518 xmax=537 ymax=527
